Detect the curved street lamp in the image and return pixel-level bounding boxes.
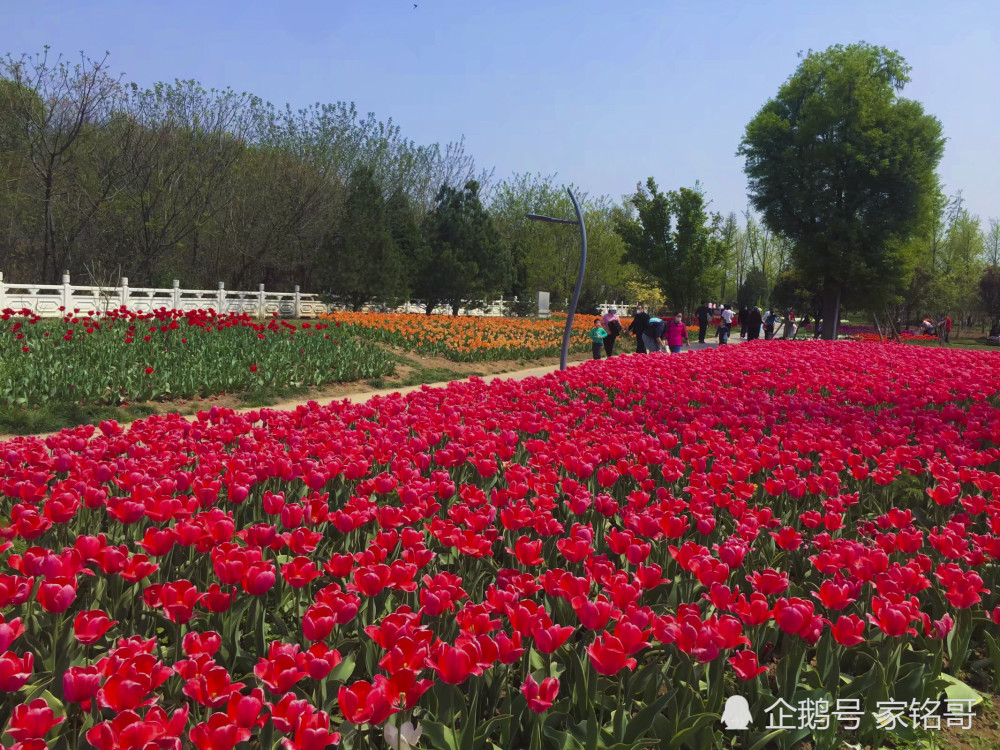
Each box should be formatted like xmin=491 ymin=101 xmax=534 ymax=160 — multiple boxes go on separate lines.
xmin=526 ymin=187 xmax=587 ymax=371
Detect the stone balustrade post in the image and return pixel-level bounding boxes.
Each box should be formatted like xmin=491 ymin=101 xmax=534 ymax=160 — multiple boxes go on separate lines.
xmin=62 ymin=271 xmax=72 ymax=311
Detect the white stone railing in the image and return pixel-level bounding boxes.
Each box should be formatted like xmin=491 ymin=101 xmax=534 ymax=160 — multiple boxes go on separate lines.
xmin=0 ymin=272 xmax=636 ymax=319
xmin=0 ymin=273 xmax=326 ymax=318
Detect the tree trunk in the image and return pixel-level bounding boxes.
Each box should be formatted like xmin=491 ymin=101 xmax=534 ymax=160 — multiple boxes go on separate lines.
xmin=821 ymin=280 xmax=841 ymax=341
xmin=452 ymin=301 xmax=461 ymax=316
xmin=424 ymin=302 xmax=434 ymax=315
xmin=43 ymin=175 xmax=55 ymax=283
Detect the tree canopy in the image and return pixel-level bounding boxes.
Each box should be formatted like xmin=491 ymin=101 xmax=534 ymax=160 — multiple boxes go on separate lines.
xmin=614 ymin=178 xmax=723 ymax=313
xmin=413 ymin=181 xmax=509 ymax=315
xmin=739 ymin=42 xmax=945 ymax=338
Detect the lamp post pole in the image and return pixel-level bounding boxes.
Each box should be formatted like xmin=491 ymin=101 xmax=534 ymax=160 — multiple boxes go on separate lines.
xmin=526 ymin=187 xmax=587 ymax=371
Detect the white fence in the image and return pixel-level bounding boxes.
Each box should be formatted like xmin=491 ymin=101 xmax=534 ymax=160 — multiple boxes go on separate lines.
xmin=0 ymin=273 xmax=328 ymax=319
xmin=0 ymin=272 xmax=635 ymax=319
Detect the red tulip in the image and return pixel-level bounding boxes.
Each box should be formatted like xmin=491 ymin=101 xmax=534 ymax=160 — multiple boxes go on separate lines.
xmin=63 ymin=665 xmax=102 ymax=704
xmin=0 ymin=575 xmax=35 ymax=608
xmin=531 ymin=622 xmax=575 ymax=654
xmin=302 ymin=604 xmax=337 ymax=642
xmin=507 ymin=536 xmax=543 ymax=566
xmin=571 ymin=595 xmax=613 ymax=631
xmin=426 ymin=641 xmax=478 ymax=685
xmin=37 ymin=576 xmax=77 ymax=613
xmin=0 ymin=614 xmax=25 ymax=651
xmin=281 ymin=557 xmax=321 ymax=588
xmin=828 ymin=614 xmax=866 ymax=646
xmin=226 ymin=688 xmax=268 ymax=729
xmin=772 ymin=597 xmax=815 ymax=636
xmin=183 ymin=631 xmax=222 ymax=657
xmin=728 ymin=650 xmax=767 ymax=680
xmin=280 ymin=710 xmax=341 ymax=750
xmin=586 ymin=633 xmax=637 ymax=676
xmin=302 ymin=643 xmax=342 ymax=680
xmin=254 ymin=654 xmax=305 ymax=694
xmin=337 ymin=678 xmax=396 ymax=725
xmin=6 ymin=699 xmax=64 ymax=742
xmin=189 ymin=713 xmax=250 ymax=750
xmin=522 ymin=674 xmax=560 ymax=713
xmin=0 ymin=650 xmax=33 ymax=691
xmin=242 ymin=561 xmax=277 ymax=596
xmin=86 ymin=706 xmax=189 ymax=750
xmin=74 ymin=610 xmax=118 ymax=644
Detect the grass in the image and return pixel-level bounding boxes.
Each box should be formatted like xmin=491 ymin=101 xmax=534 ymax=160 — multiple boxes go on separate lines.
xmin=0 ymin=402 xmax=157 ymax=436
xmin=234 ymin=384 xmax=313 ymax=407
xmin=899 ymin=336 xmax=999 ymax=351
xmin=399 ymin=366 xmax=482 ymax=387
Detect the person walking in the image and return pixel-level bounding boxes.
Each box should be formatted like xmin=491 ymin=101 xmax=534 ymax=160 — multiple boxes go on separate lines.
xmin=763 ymin=309 xmax=776 ymax=340
xmin=739 ymin=305 xmax=749 ymax=339
xmin=695 ymin=300 xmax=711 ymax=344
xmin=643 ymin=312 xmax=666 ymax=353
xmin=665 ymin=311 xmax=692 ymax=353
xmin=601 ymin=308 xmax=623 ymax=356
xmin=629 ymin=304 xmax=650 ymax=354
xmin=588 ymin=318 xmax=608 ymax=360
xmin=746 ymin=306 xmax=763 ymax=341
xmin=942 ymin=313 xmax=952 ymax=344
xmin=719 ymin=305 xmax=735 ymax=345
xmin=783 ymin=309 xmax=797 ymax=340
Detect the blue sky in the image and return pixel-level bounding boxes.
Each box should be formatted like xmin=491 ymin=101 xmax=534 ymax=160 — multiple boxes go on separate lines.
xmin=7 ymin=0 xmax=999 ymax=222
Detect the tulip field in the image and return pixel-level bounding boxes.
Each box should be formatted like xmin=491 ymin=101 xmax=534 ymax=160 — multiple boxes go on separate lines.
xmin=0 ymin=309 xmax=395 ymax=407
xmin=2 ymin=340 xmax=1000 ymax=749
xmin=320 ymin=312 xmax=638 ymax=362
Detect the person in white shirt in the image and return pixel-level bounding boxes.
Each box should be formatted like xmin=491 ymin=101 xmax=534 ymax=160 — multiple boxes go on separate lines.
xmin=720 ymin=305 xmax=735 ymax=345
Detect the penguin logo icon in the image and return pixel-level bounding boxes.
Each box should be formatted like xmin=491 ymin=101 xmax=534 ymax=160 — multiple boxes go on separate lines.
xmin=721 ymin=695 xmax=752 ymax=730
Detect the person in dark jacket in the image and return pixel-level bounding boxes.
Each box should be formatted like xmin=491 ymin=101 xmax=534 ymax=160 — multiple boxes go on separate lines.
xmin=628 ymin=304 xmax=650 ymax=354
xmin=746 ymin=306 xmax=763 ymax=341
xmin=739 ymin=305 xmax=749 ymax=339
xmin=695 ymin=301 xmax=711 ymax=344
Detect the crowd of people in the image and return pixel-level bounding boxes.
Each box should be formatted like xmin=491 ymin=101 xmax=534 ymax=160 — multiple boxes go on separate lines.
xmin=588 ymin=306 xmax=692 ymax=359
xmin=587 ymin=302 xmax=816 ymax=360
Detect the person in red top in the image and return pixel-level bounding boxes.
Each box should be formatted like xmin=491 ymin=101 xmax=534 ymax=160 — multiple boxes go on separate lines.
xmin=664 ymin=311 xmax=691 ymax=353
xmin=941 ymin=313 xmax=952 ymax=344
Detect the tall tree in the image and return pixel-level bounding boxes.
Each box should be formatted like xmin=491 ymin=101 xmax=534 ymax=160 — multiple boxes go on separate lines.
xmin=986 ymin=219 xmax=1000 ymax=269
xmin=0 ymin=49 xmax=121 ymax=281
xmin=322 ymin=165 xmax=405 ymax=310
xmin=108 ymin=81 xmax=258 ymax=285
xmin=615 ymin=178 xmax=723 ymax=312
xmin=717 ymin=212 xmax=741 ymax=302
xmin=415 ymin=180 xmax=508 ymax=315
xmin=739 ymin=42 xmax=945 ymax=339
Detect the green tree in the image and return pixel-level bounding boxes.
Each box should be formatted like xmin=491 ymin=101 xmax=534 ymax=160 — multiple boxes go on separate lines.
xmin=615 ymin=178 xmax=723 ymax=312
xmin=0 ymin=50 xmax=121 ymax=282
xmin=717 ymin=212 xmax=741 ymax=302
xmin=738 ymin=268 xmax=770 ymax=310
xmin=415 ymin=180 xmax=509 ymax=315
xmin=986 ymin=219 xmax=1000 ymax=268
xmin=980 ymin=267 xmax=1000 ymax=326
xmin=739 ymin=42 xmax=945 ymax=339
xmin=323 ymin=165 xmax=406 ymax=310
xmin=490 ymin=174 xmax=634 ymax=311
xmin=386 ymin=188 xmax=425 ymax=297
